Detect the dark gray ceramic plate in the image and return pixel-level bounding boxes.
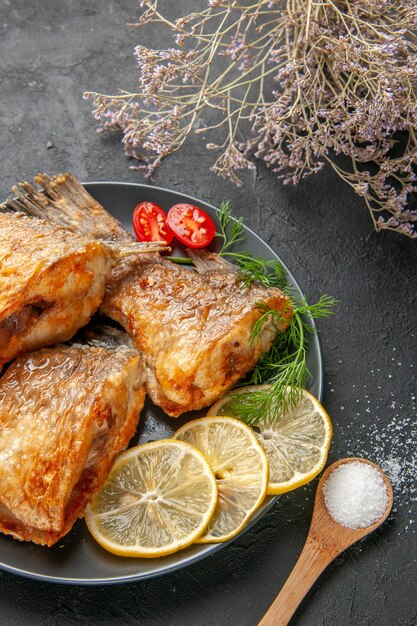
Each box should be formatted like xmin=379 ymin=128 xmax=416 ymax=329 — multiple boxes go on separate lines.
xmin=0 ymin=182 xmax=323 ymax=585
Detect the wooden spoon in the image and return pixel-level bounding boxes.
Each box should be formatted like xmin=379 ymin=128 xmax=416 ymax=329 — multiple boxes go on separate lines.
xmin=259 ymin=457 xmax=393 ymax=626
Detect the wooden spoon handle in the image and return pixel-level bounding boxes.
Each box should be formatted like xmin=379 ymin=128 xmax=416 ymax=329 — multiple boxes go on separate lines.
xmin=258 ymin=535 xmax=339 ymax=626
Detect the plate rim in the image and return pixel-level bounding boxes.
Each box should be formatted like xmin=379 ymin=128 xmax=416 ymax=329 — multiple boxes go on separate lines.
xmin=0 ymin=180 xmax=323 ymax=585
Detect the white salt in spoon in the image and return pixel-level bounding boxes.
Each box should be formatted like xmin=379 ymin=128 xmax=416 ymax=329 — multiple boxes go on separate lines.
xmin=259 ymin=457 xmax=393 ymax=626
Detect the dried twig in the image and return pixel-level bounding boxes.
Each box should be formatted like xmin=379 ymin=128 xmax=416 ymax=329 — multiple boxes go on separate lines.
xmin=84 ymin=0 xmax=417 ymax=238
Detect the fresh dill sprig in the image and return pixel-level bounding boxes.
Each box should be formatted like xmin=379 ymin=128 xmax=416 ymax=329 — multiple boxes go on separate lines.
xmin=216 ymin=200 xmax=246 ymax=254
xmin=232 ymin=295 xmax=338 ymax=425
xmin=250 ymin=295 xmax=338 ymax=346
xmin=231 ymin=321 xmax=307 ymax=426
xmin=232 ymin=256 xmax=288 ymax=290
xmin=215 ymin=201 xmax=337 ymax=424
xmin=216 ymin=201 xmax=288 ymax=290
xmin=293 ymin=295 xmax=339 ymax=323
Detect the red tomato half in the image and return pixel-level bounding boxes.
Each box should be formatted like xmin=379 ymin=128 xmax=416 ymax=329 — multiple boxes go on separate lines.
xmin=133 ymin=202 xmax=173 ymax=245
xmin=166 ymin=204 xmax=216 ymax=248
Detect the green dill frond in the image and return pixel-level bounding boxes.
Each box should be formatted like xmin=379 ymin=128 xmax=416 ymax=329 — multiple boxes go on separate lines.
xmin=215 ymin=202 xmax=337 ymax=424
xmin=235 ymin=297 xmax=336 ymax=424
xmin=217 ymin=200 xmax=246 ymax=254
xmin=216 ymin=201 xmax=288 ymax=289
xmin=225 ymin=384 xmax=305 ymax=427
xmin=232 ymin=256 xmax=288 ymax=290
xmin=292 ymin=294 xmax=339 ymax=320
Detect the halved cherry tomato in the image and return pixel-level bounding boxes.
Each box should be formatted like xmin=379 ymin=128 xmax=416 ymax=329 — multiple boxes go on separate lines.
xmin=166 ymin=204 xmax=216 ymax=249
xmin=133 ymin=202 xmax=173 ymax=245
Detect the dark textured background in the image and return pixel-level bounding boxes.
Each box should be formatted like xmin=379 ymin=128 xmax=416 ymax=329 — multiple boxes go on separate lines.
xmin=1 ymin=1 xmax=416 ymax=624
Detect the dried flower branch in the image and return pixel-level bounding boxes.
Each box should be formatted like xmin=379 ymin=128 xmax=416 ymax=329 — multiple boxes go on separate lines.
xmin=84 ymin=0 xmax=417 ymax=238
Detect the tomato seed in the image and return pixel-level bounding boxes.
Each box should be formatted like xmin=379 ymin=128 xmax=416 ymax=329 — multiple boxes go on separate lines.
xmin=193 ymin=212 xmax=205 ymax=223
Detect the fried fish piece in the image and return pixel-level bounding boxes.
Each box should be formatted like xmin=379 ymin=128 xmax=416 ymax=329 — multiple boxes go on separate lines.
xmin=10 ymin=173 xmax=292 ymax=417
xmin=0 ymin=326 xmax=144 ymax=546
xmin=102 ymin=249 xmax=292 ymax=416
xmin=0 ymin=212 xmax=108 ymax=368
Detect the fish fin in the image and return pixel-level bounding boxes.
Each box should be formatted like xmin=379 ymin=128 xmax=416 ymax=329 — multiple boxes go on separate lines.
xmin=102 ymin=240 xmax=169 ymax=261
xmin=1 ymin=173 xmax=134 ymax=243
xmin=186 ymin=248 xmax=237 ymax=274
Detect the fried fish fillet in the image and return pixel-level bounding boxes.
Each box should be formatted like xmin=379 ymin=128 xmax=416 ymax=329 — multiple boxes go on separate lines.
xmin=9 ymin=173 xmax=292 ymax=417
xmin=102 ymin=249 xmax=292 ymax=416
xmin=0 ymin=211 xmax=108 ymax=368
xmin=0 ymin=326 xmax=144 ymax=546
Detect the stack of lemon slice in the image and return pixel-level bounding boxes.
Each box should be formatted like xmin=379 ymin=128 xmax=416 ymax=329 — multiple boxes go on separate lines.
xmin=208 ymin=386 xmax=333 ymax=494
xmin=86 ymin=387 xmax=332 ymax=558
xmin=173 ymin=416 xmax=269 ymax=542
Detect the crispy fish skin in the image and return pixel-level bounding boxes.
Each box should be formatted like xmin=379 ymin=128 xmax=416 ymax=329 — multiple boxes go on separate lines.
xmin=0 ymin=212 xmax=108 ymax=368
xmin=0 ymin=327 xmax=144 ymax=546
xmin=101 ymin=250 xmax=292 ymax=417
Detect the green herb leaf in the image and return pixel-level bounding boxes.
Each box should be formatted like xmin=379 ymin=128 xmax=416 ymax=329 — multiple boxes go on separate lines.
xmin=215 ymin=202 xmax=337 ymax=424
xmin=217 ymin=200 xmax=246 ymax=254
xmin=216 ymin=202 xmax=288 ymax=289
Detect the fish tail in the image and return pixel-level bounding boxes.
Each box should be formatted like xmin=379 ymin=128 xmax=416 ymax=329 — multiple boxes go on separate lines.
xmin=1 ymin=173 xmax=134 ymax=243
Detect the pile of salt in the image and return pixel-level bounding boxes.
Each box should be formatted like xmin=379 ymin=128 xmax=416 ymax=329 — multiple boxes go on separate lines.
xmin=323 ymin=461 xmax=389 ymax=529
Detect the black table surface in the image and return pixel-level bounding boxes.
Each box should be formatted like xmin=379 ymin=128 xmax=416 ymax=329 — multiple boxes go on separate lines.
xmin=1 ymin=1 xmax=416 ymax=624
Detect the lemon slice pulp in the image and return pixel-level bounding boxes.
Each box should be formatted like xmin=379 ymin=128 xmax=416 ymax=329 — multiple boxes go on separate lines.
xmin=173 ymin=416 xmax=269 ymax=543
xmin=208 ymin=386 xmax=332 ymax=494
xmin=85 ymin=439 xmax=218 ymax=557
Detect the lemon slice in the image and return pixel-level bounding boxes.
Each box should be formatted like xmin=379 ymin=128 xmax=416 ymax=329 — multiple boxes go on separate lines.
xmin=173 ymin=416 xmax=269 ymax=543
xmin=85 ymin=440 xmax=218 ymax=557
xmin=208 ymin=386 xmax=332 ymax=494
